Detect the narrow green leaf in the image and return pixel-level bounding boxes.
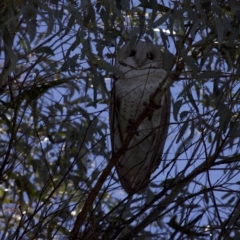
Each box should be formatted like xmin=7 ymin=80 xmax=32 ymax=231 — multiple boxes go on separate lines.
xmin=198 ymin=71 xmax=223 ymax=79
xmin=146 ymin=189 xmax=155 ymax=205
xmin=186 ymin=86 xmax=199 ymax=113
xmin=91 ymin=169 xmax=100 ymax=182
xmin=215 ymin=18 xmax=224 ymax=48
xmin=35 ymin=46 xmax=54 ymax=56
xmin=160 ymin=178 xmax=176 ymax=188
xmin=81 ymin=0 xmax=89 ymax=8
xmin=221 ymin=191 xmax=232 ymax=200
xmin=65 ymin=15 xmax=75 ymax=35
xmin=173 ymin=99 xmax=183 ymax=121
xmin=183 ymin=55 xmax=198 ymax=72
xmin=176 ymin=119 xmax=189 ymax=143
xmin=98 ymin=59 xmax=124 ymax=78
xmin=227 ymin=196 xmax=235 ymax=205
xmin=152 ymin=11 xmax=171 ymax=28
xmin=180 ymin=111 xmax=189 ymax=120
xmin=188 ymin=213 xmax=204 ymax=226
xmin=26 ymin=20 xmax=36 ymax=42
xmin=19 ymin=37 xmax=28 ymax=54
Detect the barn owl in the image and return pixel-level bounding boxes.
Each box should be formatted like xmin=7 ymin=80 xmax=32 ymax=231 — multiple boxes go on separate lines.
xmin=110 ymin=40 xmax=171 ymax=194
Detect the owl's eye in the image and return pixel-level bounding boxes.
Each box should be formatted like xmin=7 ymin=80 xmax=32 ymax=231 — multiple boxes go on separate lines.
xmin=129 ymin=50 xmax=136 ymax=57
xmin=147 ymin=52 xmax=154 ymax=60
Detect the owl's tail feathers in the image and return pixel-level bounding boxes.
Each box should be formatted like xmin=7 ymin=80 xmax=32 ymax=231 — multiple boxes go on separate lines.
xmin=118 ymin=172 xmax=150 ymax=195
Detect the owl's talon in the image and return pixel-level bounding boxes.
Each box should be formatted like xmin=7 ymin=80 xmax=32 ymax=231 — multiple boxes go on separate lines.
xmin=144 ymin=101 xmax=162 ymax=121
xmin=143 ymin=100 xmax=161 ymax=110
xmin=128 ymin=119 xmax=133 ymax=124
xmin=127 ymin=119 xmax=139 ymax=136
xmin=152 ymin=103 xmax=161 ymax=109
xmin=150 ymin=98 xmax=162 ymax=109
xmin=143 ymin=101 xmax=148 ymax=106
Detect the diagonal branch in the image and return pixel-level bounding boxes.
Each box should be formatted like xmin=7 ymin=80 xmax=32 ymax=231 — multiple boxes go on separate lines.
xmin=69 ymin=73 xmax=172 ymax=239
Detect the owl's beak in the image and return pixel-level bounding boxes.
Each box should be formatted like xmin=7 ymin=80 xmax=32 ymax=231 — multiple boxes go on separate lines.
xmin=137 ymin=58 xmax=144 ymax=67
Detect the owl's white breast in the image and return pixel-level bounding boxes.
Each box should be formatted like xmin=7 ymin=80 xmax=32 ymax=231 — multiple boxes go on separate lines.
xmin=114 ymin=67 xmax=167 ymax=150
xmin=115 ymin=67 xmax=167 ymax=120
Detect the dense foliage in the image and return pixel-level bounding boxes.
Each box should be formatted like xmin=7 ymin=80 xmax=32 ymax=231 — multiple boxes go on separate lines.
xmin=1 ymin=0 xmax=240 ymax=239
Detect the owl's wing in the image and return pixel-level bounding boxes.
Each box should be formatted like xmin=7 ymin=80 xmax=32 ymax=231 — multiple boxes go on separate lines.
xmin=150 ymin=89 xmax=171 ymax=173
xmin=110 ymin=81 xmax=145 ymax=194
xmin=110 ymin=82 xmax=124 ymax=155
